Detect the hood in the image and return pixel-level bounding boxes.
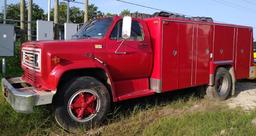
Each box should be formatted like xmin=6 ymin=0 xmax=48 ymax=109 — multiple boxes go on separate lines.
xmin=22 ymin=38 xmax=102 ymax=48
xmin=22 ymin=38 xmax=106 ymax=53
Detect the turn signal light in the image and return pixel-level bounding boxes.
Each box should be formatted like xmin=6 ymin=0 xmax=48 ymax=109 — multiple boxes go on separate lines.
xmin=51 ymin=56 xmax=61 ymax=66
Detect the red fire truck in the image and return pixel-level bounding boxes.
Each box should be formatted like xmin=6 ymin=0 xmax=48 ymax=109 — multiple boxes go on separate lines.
xmin=1 ymin=12 xmax=255 ymax=130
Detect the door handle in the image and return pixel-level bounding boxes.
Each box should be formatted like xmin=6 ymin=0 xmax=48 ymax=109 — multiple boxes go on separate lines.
xmin=172 ymin=49 xmax=177 ymax=56
xmin=139 ymin=43 xmax=148 ymax=46
xmin=139 ymin=43 xmax=148 ymax=49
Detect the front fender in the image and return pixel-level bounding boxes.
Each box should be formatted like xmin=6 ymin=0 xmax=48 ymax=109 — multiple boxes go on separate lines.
xmin=47 ymin=59 xmax=117 ymax=101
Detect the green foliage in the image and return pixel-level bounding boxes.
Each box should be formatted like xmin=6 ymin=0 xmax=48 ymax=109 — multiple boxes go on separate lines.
xmin=50 ymin=3 xmax=103 ymax=24
xmin=5 ymin=2 xmax=46 ymax=24
xmin=120 ymin=9 xmax=131 ymax=16
xmin=105 ymin=12 xmax=117 ymax=17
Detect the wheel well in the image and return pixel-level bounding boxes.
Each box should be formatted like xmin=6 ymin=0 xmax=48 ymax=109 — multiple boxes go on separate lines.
xmin=213 ymin=65 xmax=236 ymax=96
xmin=54 ymin=68 xmax=113 ymax=103
xmin=209 ymin=65 xmax=234 ymax=86
xmin=215 ymin=65 xmax=232 ymax=71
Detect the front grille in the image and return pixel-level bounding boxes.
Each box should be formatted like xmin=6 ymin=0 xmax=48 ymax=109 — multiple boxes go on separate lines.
xmin=22 ymin=47 xmax=42 ymax=72
xmin=23 ymin=70 xmax=37 ymax=84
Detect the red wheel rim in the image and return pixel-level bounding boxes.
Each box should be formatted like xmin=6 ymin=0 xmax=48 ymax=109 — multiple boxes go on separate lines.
xmin=67 ymin=90 xmax=99 ymax=122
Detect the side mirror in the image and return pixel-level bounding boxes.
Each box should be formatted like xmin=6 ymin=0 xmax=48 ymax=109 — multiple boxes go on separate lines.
xmin=122 ymin=16 xmax=132 ymax=39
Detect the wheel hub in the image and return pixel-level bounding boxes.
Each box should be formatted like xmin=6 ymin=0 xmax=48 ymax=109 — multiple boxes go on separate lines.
xmin=67 ymin=90 xmax=100 ymax=122
xmin=216 ymin=74 xmax=229 ymax=96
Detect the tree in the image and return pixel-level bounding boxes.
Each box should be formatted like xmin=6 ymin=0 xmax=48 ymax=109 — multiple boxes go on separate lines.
xmin=50 ymin=3 xmax=103 ymax=24
xmin=5 ymin=2 xmax=46 ymax=24
xmin=120 ymin=9 xmax=130 ymax=16
xmin=0 ymin=13 xmax=3 ymax=23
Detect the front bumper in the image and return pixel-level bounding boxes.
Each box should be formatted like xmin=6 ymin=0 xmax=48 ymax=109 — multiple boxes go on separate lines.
xmin=1 ymin=77 xmax=55 ymax=113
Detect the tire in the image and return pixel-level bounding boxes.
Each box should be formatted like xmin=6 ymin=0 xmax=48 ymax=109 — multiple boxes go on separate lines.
xmin=54 ymin=76 xmax=111 ymax=131
xmin=206 ymin=67 xmax=232 ymax=101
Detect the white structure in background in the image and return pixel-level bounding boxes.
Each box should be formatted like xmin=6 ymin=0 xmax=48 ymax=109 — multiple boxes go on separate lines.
xmin=36 ymin=20 xmax=54 ymax=41
xmin=64 ymin=23 xmax=79 ymax=40
xmin=0 ymin=24 xmax=15 ymax=56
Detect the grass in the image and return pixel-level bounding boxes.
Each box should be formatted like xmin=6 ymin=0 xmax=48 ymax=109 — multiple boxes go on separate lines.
xmin=143 ymin=109 xmax=256 ymax=136
xmin=1 ymin=80 xmax=256 ymax=136
xmin=0 ymin=41 xmax=256 ymax=135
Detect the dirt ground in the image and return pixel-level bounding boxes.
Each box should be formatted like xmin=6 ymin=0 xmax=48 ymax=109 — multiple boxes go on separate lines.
xmin=227 ymin=80 xmax=256 ymax=111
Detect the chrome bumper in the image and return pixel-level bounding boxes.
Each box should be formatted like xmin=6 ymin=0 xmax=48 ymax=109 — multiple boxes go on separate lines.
xmin=1 ymin=77 xmax=55 ymax=113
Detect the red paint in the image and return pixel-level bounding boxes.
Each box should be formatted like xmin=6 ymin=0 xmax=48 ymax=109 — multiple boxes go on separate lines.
xmin=20 ymin=15 xmax=254 ymax=102
xmin=69 ymin=92 xmax=97 ymax=120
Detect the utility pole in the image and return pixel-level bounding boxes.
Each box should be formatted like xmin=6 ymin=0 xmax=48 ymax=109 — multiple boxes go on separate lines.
xmin=20 ymin=0 xmax=25 ymax=42
xmin=84 ymin=0 xmax=88 ymax=23
xmin=2 ymin=0 xmax=7 ymax=76
xmin=66 ymin=0 xmax=70 ymax=23
xmin=20 ymin=0 xmax=25 ymax=30
xmin=28 ymin=0 xmax=32 ymax=41
xmin=3 ymin=0 xmax=7 ymax=24
xmin=54 ymin=0 xmax=59 ymax=39
xmin=48 ymin=0 xmax=51 ymax=21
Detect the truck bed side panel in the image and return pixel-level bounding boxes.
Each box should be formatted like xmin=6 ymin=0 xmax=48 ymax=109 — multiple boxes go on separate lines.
xmin=194 ymin=24 xmax=212 ymax=85
xmin=162 ymin=21 xmax=179 ymax=91
xmin=235 ymin=28 xmax=251 ymax=79
xmin=177 ymin=23 xmax=194 ymax=88
xmin=213 ymin=26 xmax=235 ymax=62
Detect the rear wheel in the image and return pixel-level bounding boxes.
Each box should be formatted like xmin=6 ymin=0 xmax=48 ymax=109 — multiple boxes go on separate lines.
xmin=206 ymin=67 xmax=232 ymax=101
xmin=54 ymin=76 xmax=111 ymax=131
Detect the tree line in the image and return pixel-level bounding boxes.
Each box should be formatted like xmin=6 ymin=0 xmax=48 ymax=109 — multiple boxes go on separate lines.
xmin=0 ymin=2 xmax=131 ymax=25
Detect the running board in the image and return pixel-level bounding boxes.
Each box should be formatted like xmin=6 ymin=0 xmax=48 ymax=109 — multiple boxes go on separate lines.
xmin=117 ymin=89 xmax=155 ymax=101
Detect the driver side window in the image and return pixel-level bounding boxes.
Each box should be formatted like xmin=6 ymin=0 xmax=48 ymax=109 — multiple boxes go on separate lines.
xmin=110 ymin=20 xmax=144 ymax=41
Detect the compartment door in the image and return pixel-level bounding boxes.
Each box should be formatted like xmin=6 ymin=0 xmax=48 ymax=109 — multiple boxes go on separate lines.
xmin=235 ymin=28 xmax=251 ymax=79
xmin=177 ymin=23 xmax=194 ymax=88
xmin=162 ymin=21 xmax=179 ymax=91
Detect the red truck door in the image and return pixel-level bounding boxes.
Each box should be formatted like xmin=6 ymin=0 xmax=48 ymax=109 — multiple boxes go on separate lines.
xmin=235 ymin=28 xmax=252 ymax=79
xmin=162 ymin=21 xmax=214 ymax=92
xmin=162 ymin=21 xmax=194 ymax=91
xmin=106 ymin=19 xmax=153 ymax=81
xmin=162 ymin=21 xmax=179 ymax=90
xmin=194 ymin=24 xmax=212 ymax=85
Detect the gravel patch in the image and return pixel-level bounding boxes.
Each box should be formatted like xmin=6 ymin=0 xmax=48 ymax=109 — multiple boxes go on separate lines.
xmin=227 ymin=81 xmax=256 ymax=111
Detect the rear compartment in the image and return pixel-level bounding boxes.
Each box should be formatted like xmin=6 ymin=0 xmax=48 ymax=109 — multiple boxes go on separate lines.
xmin=146 ymin=17 xmax=254 ymax=93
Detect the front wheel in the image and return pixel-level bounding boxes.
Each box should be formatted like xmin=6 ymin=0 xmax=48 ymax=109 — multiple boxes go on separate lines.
xmin=54 ymin=76 xmax=111 ymax=131
xmin=206 ymin=67 xmax=232 ymax=101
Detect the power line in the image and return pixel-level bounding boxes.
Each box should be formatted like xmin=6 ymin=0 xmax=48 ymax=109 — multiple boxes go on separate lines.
xmin=116 ymin=0 xmax=195 ymax=18
xmin=210 ymin=0 xmax=256 ymax=13
xmin=116 ymin=0 xmax=166 ymax=12
xmin=70 ymin=1 xmax=84 ymax=4
xmin=62 ymin=0 xmax=85 ymax=5
xmin=242 ymin=0 xmax=256 ymax=5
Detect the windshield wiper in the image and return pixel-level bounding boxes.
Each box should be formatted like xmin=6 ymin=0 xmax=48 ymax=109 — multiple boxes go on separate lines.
xmin=83 ymin=34 xmax=91 ymax=38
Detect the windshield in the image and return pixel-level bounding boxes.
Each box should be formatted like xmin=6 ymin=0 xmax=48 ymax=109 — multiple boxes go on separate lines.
xmin=72 ymin=18 xmax=113 ymax=39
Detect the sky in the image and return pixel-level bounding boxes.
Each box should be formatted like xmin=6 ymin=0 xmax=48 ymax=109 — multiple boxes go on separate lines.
xmin=1 ymin=0 xmax=256 ymax=40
